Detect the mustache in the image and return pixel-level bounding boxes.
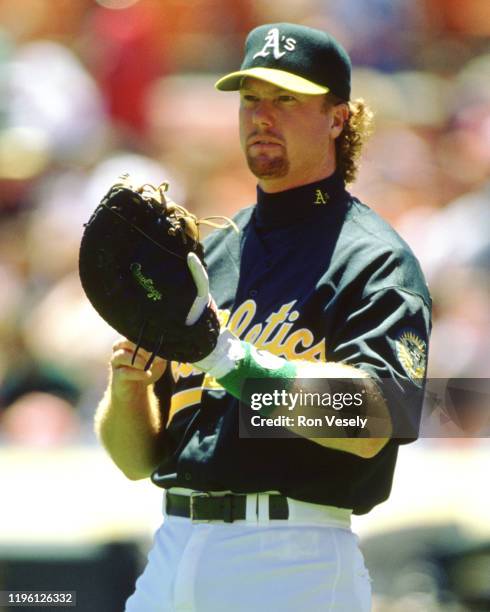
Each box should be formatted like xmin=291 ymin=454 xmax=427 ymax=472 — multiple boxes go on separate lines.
xmin=247 ymin=131 xmax=284 ymax=146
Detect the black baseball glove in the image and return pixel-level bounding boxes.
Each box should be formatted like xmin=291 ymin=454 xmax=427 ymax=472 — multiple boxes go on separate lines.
xmin=79 ymin=174 xmax=234 ymax=368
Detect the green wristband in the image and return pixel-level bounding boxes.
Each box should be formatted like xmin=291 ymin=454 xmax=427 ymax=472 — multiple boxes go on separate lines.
xmin=217 ymin=342 xmax=298 ymax=416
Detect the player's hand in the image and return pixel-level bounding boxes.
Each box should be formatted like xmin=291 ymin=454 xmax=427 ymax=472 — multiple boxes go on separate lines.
xmin=110 ymin=338 xmax=167 ymax=395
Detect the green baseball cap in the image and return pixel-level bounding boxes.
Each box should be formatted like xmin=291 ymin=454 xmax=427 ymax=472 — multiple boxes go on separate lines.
xmin=215 ymin=23 xmax=351 ymax=100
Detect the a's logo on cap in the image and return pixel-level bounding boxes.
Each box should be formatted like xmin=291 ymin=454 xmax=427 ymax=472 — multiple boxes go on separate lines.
xmin=253 ymin=28 xmax=297 ymax=60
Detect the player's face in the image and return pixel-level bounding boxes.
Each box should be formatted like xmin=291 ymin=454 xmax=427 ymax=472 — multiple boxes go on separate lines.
xmin=239 ymin=78 xmax=346 ymax=192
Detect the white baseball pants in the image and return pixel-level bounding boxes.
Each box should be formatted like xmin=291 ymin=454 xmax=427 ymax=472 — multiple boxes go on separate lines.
xmin=125 ymin=494 xmax=372 ymax=612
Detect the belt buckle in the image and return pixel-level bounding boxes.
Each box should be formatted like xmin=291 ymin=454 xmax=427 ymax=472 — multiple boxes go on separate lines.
xmin=190 ymin=491 xmax=211 ymax=523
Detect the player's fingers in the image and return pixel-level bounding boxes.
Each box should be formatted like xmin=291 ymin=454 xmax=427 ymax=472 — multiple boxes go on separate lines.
xmin=112 ymin=338 xmax=161 ymax=362
xmin=112 ymin=337 xmax=137 ymax=352
xmin=111 ymin=348 xmax=150 ymax=370
xmin=111 ymin=350 xmax=167 ymax=380
xmin=112 ymin=366 xmax=152 ymax=382
xmin=145 ymin=355 xmax=167 ymax=373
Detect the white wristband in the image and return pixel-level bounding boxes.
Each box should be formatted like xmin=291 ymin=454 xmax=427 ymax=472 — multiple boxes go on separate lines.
xmin=193 ymin=329 xmax=245 ymax=379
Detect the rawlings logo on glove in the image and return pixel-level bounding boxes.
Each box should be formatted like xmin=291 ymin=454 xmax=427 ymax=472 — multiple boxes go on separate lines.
xmin=130 ymin=263 xmax=164 ymax=301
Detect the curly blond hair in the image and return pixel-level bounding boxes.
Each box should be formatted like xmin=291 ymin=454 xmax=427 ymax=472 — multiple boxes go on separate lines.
xmin=325 ymin=95 xmax=374 ymax=184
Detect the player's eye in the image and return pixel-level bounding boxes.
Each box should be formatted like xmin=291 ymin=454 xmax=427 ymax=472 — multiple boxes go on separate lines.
xmin=277 ymin=95 xmax=296 ymax=103
xmin=242 ymin=94 xmax=259 ymax=103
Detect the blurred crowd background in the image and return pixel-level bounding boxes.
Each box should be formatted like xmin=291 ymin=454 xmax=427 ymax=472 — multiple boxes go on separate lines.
xmin=0 ymin=1 xmax=488 ymax=611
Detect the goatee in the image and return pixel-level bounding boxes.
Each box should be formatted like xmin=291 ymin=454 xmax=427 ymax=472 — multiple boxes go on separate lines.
xmin=246 ymin=155 xmax=289 ymax=179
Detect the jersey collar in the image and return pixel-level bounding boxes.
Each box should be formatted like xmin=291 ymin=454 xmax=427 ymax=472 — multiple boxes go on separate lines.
xmin=254 ymin=171 xmax=348 ymax=229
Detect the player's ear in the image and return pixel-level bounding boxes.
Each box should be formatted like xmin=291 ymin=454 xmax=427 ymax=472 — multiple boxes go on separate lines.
xmin=330 ymin=103 xmax=349 ymax=139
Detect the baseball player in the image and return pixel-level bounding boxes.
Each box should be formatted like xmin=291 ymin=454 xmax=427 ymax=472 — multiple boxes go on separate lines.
xmin=95 ymin=23 xmax=431 ymax=611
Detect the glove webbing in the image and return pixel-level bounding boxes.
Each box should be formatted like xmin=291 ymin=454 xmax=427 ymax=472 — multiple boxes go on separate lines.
xmin=101 ymin=203 xmax=190 ymax=261
xmin=101 ymin=203 xmax=238 ymax=261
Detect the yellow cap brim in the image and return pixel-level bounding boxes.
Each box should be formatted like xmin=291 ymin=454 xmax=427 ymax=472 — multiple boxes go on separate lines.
xmin=214 ymin=67 xmax=329 ymax=95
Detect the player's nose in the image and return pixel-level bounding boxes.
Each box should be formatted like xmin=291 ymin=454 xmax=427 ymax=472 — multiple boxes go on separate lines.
xmin=252 ymin=100 xmax=275 ymax=128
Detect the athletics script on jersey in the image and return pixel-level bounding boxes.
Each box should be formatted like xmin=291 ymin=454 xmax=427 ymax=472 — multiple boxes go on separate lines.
xmin=169 ymin=299 xmax=325 ymax=419
xmin=174 ymin=298 xmax=324 ymax=376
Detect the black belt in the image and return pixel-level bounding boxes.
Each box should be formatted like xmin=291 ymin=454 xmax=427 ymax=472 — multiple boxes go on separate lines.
xmin=166 ymin=492 xmax=289 ymax=523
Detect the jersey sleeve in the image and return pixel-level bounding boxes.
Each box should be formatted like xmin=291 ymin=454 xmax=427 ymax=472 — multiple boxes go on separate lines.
xmin=328 ymin=285 xmax=432 ymax=442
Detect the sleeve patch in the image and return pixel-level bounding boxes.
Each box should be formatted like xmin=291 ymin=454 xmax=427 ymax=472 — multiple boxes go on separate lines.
xmin=395 ymin=330 xmax=427 ymax=385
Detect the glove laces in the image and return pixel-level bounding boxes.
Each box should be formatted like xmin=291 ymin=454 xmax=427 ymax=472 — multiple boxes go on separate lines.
xmin=130 ymin=176 xmax=239 ymax=235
